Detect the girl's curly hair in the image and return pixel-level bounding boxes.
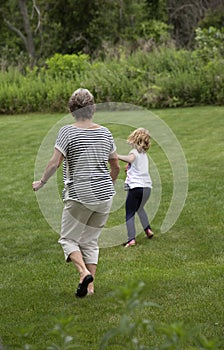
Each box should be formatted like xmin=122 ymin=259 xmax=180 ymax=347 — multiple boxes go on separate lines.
xmin=68 ymin=88 xmax=95 ymax=119
xmin=127 ymin=128 xmax=151 ymax=153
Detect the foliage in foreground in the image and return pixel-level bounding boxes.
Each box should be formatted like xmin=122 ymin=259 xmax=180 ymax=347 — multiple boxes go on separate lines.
xmin=7 ymin=282 xmax=219 ymax=350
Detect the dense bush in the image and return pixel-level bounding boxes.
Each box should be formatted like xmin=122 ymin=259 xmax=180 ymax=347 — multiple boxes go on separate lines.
xmin=0 ymin=40 xmax=224 ymax=114
xmin=194 ymin=27 xmax=224 ymax=62
xmin=45 ymin=53 xmax=91 ymax=78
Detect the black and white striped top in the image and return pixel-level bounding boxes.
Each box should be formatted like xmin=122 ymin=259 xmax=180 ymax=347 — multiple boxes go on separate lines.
xmin=55 ymin=125 xmax=116 ymax=204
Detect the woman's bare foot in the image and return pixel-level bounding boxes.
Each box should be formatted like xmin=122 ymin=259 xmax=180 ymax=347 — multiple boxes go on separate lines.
xmin=79 ymin=269 xmax=91 ymax=283
xmin=87 ymin=282 xmax=94 ymax=295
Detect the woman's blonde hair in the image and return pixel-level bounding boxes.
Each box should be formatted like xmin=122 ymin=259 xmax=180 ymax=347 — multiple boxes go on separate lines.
xmin=127 ymin=128 xmax=151 ymax=152
xmin=68 ymin=88 xmax=95 ymax=119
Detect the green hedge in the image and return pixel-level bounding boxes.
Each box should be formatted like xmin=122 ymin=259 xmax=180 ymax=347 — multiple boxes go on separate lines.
xmin=0 ymin=49 xmax=224 ymax=114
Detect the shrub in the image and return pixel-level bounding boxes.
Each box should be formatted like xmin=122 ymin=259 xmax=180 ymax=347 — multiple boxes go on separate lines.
xmin=194 ymin=27 xmax=224 ymax=62
xmin=45 ymin=53 xmax=91 ymax=79
xmin=138 ymin=20 xmax=172 ymax=45
xmin=0 ymin=47 xmax=224 ymax=114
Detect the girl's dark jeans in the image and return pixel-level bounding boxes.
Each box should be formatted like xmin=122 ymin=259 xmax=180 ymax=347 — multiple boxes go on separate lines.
xmin=125 ymin=187 xmax=151 ymax=241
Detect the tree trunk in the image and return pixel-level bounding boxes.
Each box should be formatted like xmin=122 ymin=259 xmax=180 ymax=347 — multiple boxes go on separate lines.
xmin=18 ymin=0 xmax=36 ymax=65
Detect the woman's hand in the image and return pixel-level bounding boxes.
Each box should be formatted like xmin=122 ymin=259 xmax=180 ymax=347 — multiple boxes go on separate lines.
xmin=32 ymin=180 xmax=45 ymax=191
xmin=32 ymin=148 xmax=64 ymax=192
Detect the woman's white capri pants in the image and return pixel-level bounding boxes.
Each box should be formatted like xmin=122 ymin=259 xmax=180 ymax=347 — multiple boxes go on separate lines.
xmin=58 ymin=198 xmax=113 ymax=264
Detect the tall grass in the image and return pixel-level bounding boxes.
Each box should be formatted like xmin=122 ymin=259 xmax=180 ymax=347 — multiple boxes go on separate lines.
xmin=1 ymin=48 xmax=224 ymax=114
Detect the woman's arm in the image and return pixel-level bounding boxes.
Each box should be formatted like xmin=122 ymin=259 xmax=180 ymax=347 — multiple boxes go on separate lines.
xmin=32 ymin=148 xmax=64 ymax=191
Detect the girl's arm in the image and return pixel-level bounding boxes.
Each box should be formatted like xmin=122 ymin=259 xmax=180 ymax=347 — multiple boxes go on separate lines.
xmin=117 ymin=153 xmax=136 ymax=163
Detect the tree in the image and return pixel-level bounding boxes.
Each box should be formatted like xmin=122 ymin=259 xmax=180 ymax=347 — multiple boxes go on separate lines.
xmin=0 ymin=0 xmax=42 ymax=66
xmin=167 ymin=0 xmax=224 ymax=48
xmin=145 ymin=0 xmax=167 ymax=21
xmin=2 ymin=0 xmax=223 ymax=68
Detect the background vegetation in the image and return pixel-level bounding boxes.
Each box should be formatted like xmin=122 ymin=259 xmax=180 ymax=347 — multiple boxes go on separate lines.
xmin=0 ymin=0 xmax=224 ymax=113
xmin=1 ymin=0 xmax=224 ymax=65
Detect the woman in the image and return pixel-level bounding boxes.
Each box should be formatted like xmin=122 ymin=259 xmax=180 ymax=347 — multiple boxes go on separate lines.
xmin=32 ymin=88 xmax=120 ymax=297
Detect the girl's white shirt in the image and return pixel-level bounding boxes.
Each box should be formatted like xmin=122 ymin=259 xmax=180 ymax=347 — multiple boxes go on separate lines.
xmin=125 ymin=148 xmax=152 ymax=189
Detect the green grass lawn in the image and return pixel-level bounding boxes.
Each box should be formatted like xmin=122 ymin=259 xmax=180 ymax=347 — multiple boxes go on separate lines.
xmin=0 ymin=106 xmax=223 ymax=349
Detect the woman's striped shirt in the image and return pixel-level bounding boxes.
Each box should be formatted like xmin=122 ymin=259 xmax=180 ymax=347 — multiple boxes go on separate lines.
xmin=55 ymin=125 xmax=116 ymax=204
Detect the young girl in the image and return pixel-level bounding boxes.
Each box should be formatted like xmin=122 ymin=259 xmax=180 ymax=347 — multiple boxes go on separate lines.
xmin=118 ymin=128 xmax=154 ymax=247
